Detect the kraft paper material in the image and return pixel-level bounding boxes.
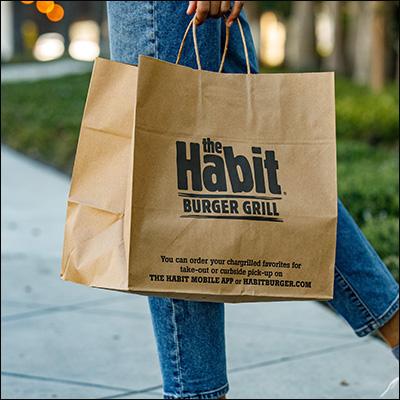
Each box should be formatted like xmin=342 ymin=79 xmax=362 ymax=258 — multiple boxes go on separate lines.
xmin=61 ymin=55 xmax=337 ymax=303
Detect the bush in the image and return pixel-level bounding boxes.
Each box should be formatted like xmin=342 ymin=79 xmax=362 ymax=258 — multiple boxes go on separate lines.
xmin=337 ymin=140 xmax=399 ymax=281
xmin=337 ymin=141 xmax=399 ymax=224
xmin=362 ymin=217 xmax=399 ymax=282
xmin=335 ymin=78 xmax=399 ymax=144
xmin=383 ymin=256 xmax=400 ymax=283
xmin=259 ymin=69 xmax=399 ymax=144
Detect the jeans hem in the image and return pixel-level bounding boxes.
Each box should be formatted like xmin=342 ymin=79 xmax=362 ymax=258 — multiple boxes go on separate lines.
xmin=354 ymin=293 xmax=399 ymax=337
xmin=164 ymin=382 xmax=229 ymax=399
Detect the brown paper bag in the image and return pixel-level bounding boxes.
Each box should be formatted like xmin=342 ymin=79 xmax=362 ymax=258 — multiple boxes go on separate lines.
xmin=62 ymin=19 xmax=337 ymax=302
xmin=61 ymin=57 xmax=137 ymax=291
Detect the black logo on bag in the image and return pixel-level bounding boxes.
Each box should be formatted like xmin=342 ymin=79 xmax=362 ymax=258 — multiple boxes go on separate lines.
xmin=176 ymin=138 xmax=284 ymax=222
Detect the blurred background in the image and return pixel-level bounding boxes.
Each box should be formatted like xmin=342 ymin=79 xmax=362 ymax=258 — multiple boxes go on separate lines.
xmin=1 ymin=2 xmax=399 ymax=398
xmin=1 ymin=1 xmax=398 ymax=281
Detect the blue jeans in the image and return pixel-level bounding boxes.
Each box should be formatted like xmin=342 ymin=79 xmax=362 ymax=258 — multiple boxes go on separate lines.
xmin=107 ymin=2 xmax=399 ymax=399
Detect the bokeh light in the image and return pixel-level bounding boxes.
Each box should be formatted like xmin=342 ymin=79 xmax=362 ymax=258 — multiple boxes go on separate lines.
xmin=260 ymin=12 xmax=286 ymax=67
xmin=69 ymin=40 xmax=100 ymax=61
xmin=47 ymin=4 xmax=64 ymax=22
xmin=21 ymin=1 xmax=35 ymax=4
xmin=36 ymin=1 xmax=55 ymax=14
xmin=316 ymin=6 xmax=335 ymax=57
xmin=21 ymin=20 xmax=39 ymax=49
xmin=68 ymin=20 xmax=100 ymax=61
xmin=33 ymin=32 xmax=64 ymax=61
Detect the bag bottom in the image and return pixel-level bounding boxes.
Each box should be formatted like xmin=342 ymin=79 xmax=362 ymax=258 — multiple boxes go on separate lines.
xmin=61 ymin=274 xmax=333 ymax=303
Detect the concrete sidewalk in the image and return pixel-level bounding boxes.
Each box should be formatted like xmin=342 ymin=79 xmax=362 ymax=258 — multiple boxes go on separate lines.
xmin=1 ymin=145 xmax=398 ymax=399
xmin=1 ymin=59 xmax=92 ymax=83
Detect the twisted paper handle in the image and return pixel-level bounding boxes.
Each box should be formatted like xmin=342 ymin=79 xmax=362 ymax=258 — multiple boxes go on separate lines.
xmin=176 ymin=16 xmax=251 ymax=74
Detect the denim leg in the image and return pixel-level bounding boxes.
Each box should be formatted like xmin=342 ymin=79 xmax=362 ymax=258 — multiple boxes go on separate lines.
xmin=328 ymin=200 xmax=399 ymax=336
xmin=107 ymin=2 xmax=234 ymax=398
xmin=149 ymin=298 xmax=227 ymax=399
xmin=107 ymin=1 xmax=158 ymax=64
xmin=222 ymin=9 xmax=259 ymax=74
xmin=107 ymin=1 xmax=258 ymax=73
xmin=108 ymin=0 xmax=223 ymax=70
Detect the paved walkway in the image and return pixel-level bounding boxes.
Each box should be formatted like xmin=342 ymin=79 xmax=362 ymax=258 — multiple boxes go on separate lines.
xmin=1 ymin=59 xmax=92 ymax=83
xmin=1 ymin=145 xmax=398 ymax=399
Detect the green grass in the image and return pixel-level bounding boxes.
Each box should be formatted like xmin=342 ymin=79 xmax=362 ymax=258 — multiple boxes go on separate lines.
xmin=1 ymin=73 xmax=91 ymax=172
xmin=1 ymin=72 xmax=399 ymax=281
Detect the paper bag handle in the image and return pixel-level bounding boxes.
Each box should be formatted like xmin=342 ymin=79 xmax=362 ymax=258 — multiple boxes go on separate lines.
xmin=175 ymin=16 xmax=251 ymax=74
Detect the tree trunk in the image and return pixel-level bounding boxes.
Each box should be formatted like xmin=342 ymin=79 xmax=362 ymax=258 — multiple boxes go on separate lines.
xmin=324 ymin=1 xmax=346 ymax=74
xmin=345 ymin=1 xmax=359 ymax=76
xmin=352 ymin=1 xmax=374 ymax=86
xmin=382 ymin=2 xmax=398 ymax=84
xmin=370 ymin=1 xmax=386 ymax=91
xmin=286 ymin=1 xmax=318 ymax=70
xmin=1 ymin=1 xmax=14 ymax=61
xmin=243 ymin=1 xmax=260 ymax=57
xmin=353 ymin=1 xmax=390 ymax=91
xmin=13 ymin=1 xmax=24 ymax=55
xmin=396 ymin=39 xmax=399 ymax=83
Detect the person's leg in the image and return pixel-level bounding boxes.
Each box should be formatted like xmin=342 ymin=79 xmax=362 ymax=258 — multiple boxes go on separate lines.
xmin=107 ymin=2 xmax=257 ymax=398
xmin=107 ymin=0 xmax=223 ymax=70
xmin=328 ymin=200 xmax=399 ymax=355
xmin=148 ymin=298 xmax=228 ymax=399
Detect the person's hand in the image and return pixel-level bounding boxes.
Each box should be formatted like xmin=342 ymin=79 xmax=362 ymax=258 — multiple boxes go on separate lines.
xmin=186 ymin=1 xmax=245 ymax=27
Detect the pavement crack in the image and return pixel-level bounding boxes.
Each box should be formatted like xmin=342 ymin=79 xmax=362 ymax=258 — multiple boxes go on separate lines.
xmin=227 ymin=319 xmax=353 ymax=339
xmin=2 ymin=371 xmax=132 ymax=391
xmin=228 ymin=339 xmax=372 ymax=374
xmin=1 ymin=296 xmax=127 ymax=323
xmin=1 ymin=371 xmax=162 ymax=395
